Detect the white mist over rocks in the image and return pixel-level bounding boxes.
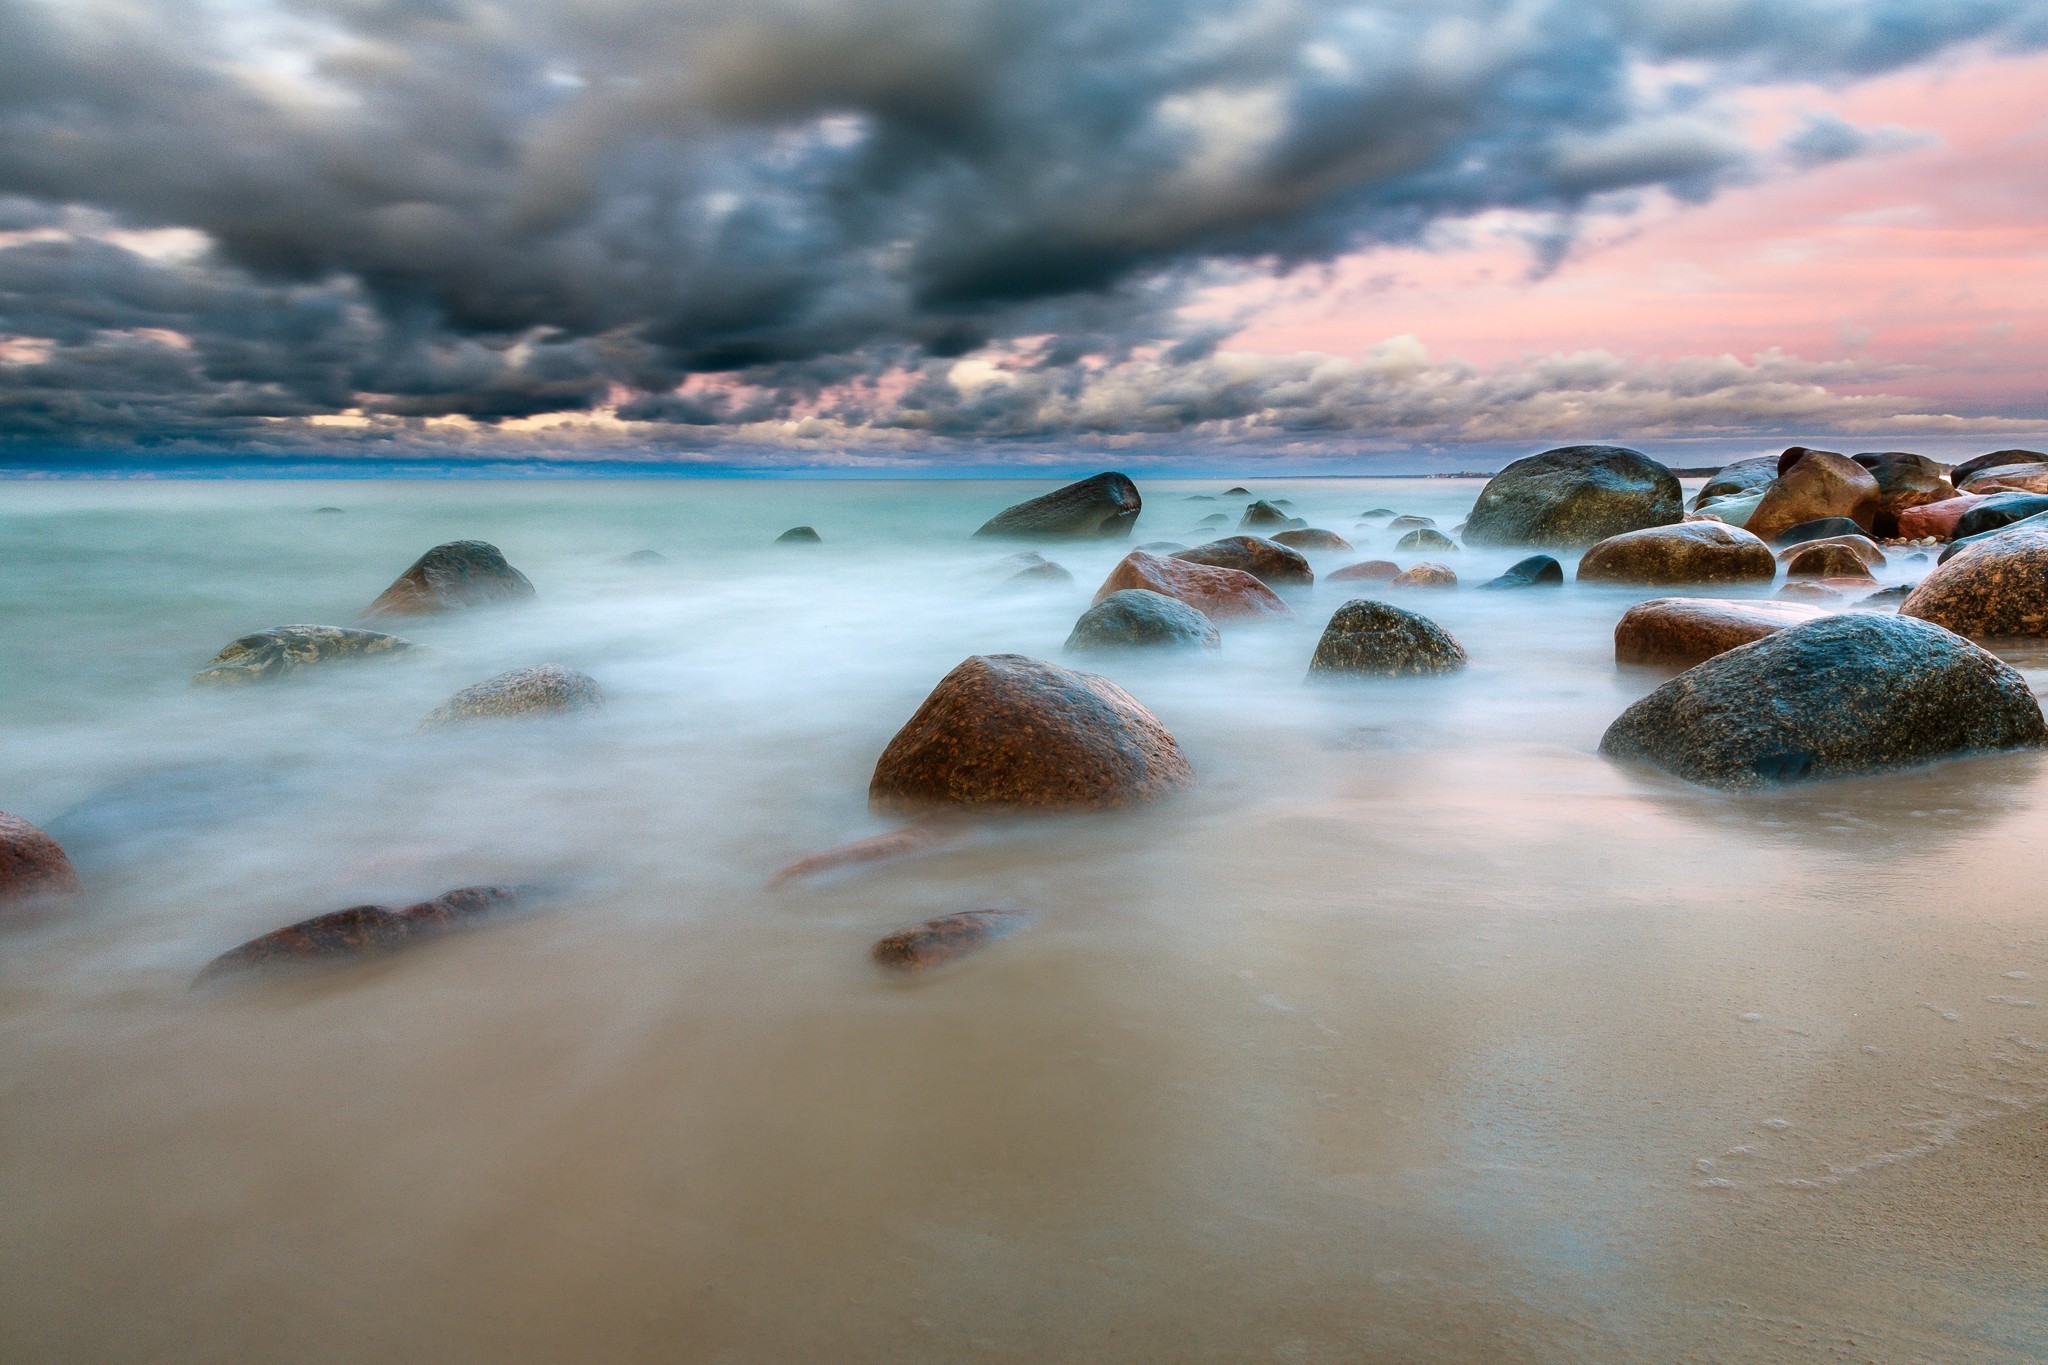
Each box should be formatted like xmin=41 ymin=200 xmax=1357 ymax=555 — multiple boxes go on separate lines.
xmin=3 ymin=476 xmax=2048 ymax=1359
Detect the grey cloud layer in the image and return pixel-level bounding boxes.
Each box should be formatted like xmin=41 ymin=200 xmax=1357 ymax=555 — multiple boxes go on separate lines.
xmin=0 ymin=0 xmax=2040 ymax=452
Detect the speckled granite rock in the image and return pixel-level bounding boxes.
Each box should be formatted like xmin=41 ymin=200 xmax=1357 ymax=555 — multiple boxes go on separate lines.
xmin=1271 ymin=528 xmax=1353 ymax=552
xmin=974 ymin=472 xmax=1140 ymax=539
xmin=1328 ymin=559 xmax=1399 ymax=583
xmin=1480 ymin=555 xmax=1564 ymax=589
xmin=360 ymin=541 xmax=536 ymax=621
xmin=1903 ymin=526 xmax=2048 ymax=637
xmin=1613 ymin=598 xmax=1829 ymax=669
xmin=1746 ymin=452 xmax=1882 ymax=544
xmin=775 ymin=525 xmax=822 ymax=543
xmin=1600 ymin=614 xmax=2046 ymax=789
xmin=195 ymin=885 xmax=517 ymax=982
xmin=0 ymin=812 xmax=82 ymax=905
xmin=192 ymin=625 xmax=418 ymax=686
xmin=1065 ymin=590 xmax=1219 ymax=654
xmin=420 ymin=664 xmax=604 ymax=727
xmin=1390 ymin=562 xmax=1457 ymax=588
xmin=1094 ymin=550 xmax=1292 ymax=621
xmin=870 ymin=654 xmax=1193 ymax=812
xmin=871 ymin=909 xmax=1030 ymax=970
xmin=1307 ymin=601 xmax=1466 ymax=678
xmin=1173 ymin=536 xmax=1313 ymax=588
xmin=1396 ymin=527 xmax=1457 ymax=552
xmin=1464 ymin=446 xmax=1682 ymax=548
xmin=1576 ymin=522 xmax=1775 ymax=586
xmin=1953 ymin=493 xmax=2048 ymax=540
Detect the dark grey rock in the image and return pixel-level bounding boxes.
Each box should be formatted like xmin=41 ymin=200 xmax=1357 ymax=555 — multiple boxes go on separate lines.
xmin=1307 ymin=600 xmax=1467 ymax=678
xmin=974 ymin=472 xmax=1141 ymax=539
xmin=1239 ymin=500 xmax=1294 ymax=529
xmin=617 ymin=549 xmax=667 ymax=566
xmin=1599 ymin=614 xmax=2046 ymax=790
xmin=1464 ymin=446 xmax=1682 ymax=548
xmin=1950 ymin=449 xmax=2047 ymax=486
xmin=1479 ymin=555 xmax=1564 ymax=589
xmin=1692 ymin=456 xmax=1781 ymax=507
xmin=361 ymin=540 xmax=536 ymax=621
xmin=1939 ymin=510 xmax=2048 ymax=564
xmin=192 ymin=625 xmax=419 ymax=686
xmin=1064 ymin=590 xmax=1220 ymax=654
xmin=776 ymin=525 xmax=822 ymax=544
xmin=1770 ymin=517 xmax=1866 ymax=549
xmin=1953 ymin=493 xmax=2048 ymax=540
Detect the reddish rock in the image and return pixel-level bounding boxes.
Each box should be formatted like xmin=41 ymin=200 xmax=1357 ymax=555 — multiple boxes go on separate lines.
xmin=1094 ymin=550 xmax=1292 ymax=621
xmin=195 ymin=885 xmax=517 ymax=982
xmin=1390 ymin=562 xmax=1456 ymax=588
xmin=1962 ymin=462 xmax=2048 ymax=495
xmin=1615 ymin=598 xmax=1831 ymax=668
xmin=1853 ymin=452 xmax=1953 ymax=535
xmin=0 ymin=812 xmax=82 ymax=905
xmin=1577 ymin=522 xmax=1776 ymax=586
xmin=1329 ymin=559 xmax=1399 ymax=583
xmin=361 ymin=540 xmax=536 ymax=621
xmin=1902 ymin=525 xmax=2048 ymax=637
xmin=1773 ymin=533 xmax=1884 ymax=570
xmin=768 ymin=823 xmax=964 ymax=889
xmin=871 ymin=908 xmax=1029 ymax=970
xmin=1783 ymin=543 xmax=1877 ymax=581
xmin=869 ymin=654 xmax=1194 ymax=813
xmin=1896 ymin=494 xmax=1985 ymax=540
xmin=1777 ymin=582 xmax=1844 ymax=602
xmin=1746 ymin=451 xmax=1882 ymax=544
xmin=1775 ymin=444 xmax=1845 ymax=475
xmin=1173 ymin=535 xmax=1314 ymax=587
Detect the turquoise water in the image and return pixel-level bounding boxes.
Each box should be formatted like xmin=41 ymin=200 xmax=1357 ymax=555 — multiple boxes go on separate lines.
xmin=2 ymin=477 xmax=2044 ymax=1361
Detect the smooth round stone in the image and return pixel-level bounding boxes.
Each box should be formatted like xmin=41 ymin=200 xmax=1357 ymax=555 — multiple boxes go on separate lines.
xmin=1064 ymin=590 xmax=1220 ymax=654
xmin=1746 ymin=451 xmax=1881 ymax=544
xmin=1479 ymin=555 xmax=1563 ymax=589
xmin=1173 ymin=536 xmax=1313 ymax=587
xmin=1396 ymin=528 xmax=1457 ymax=552
xmin=1390 ymin=563 xmax=1456 ymax=588
xmin=1307 ymin=600 xmax=1467 ymax=678
xmin=776 ymin=525 xmax=822 ymax=543
xmin=1576 ymin=522 xmax=1775 ymax=586
xmin=1613 ymin=597 xmax=1830 ymax=669
xmin=1464 ymin=446 xmax=1682 ymax=548
xmin=974 ymin=472 xmax=1140 ymax=539
xmin=1271 ymin=528 xmax=1353 ymax=553
xmin=1328 ymin=560 xmax=1399 ymax=583
xmin=1093 ymin=551 xmax=1292 ymax=621
xmin=1769 ymin=516 xmax=1867 ymax=550
xmin=1782 ymin=543 xmax=1876 ymax=581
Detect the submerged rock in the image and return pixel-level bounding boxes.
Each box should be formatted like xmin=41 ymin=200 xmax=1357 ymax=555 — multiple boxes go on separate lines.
xmin=1396 ymin=527 xmax=1457 ymax=552
xmin=974 ymin=472 xmax=1141 ymax=539
xmin=775 ymin=525 xmax=822 ymax=544
xmin=360 ymin=540 xmax=536 ymax=621
xmin=1307 ymin=601 xmax=1467 ymax=678
xmin=1902 ymin=525 xmax=2048 ymax=637
xmin=1745 ymin=452 xmax=1881 ymax=544
xmin=1480 ymin=555 xmax=1564 ymax=589
xmin=0 ymin=812 xmax=82 ymax=906
xmin=1576 ymin=522 xmax=1775 ymax=586
xmin=1613 ymin=597 xmax=1830 ymax=669
xmin=1390 ymin=562 xmax=1457 ymax=588
xmin=1599 ymin=614 xmax=2046 ymax=789
xmin=1961 ymin=461 xmax=2048 ymax=495
xmin=1328 ymin=559 xmax=1400 ymax=583
xmin=1464 ymin=446 xmax=1682 ymax=548
xmin=871 ymin=908 xmax=1030 ymax=971
xmin=195 ymin=885 xmax=518 ymax=982
xmin=420 ymin=664 xmax=604 ymax=727
xmin=617 ymin=549 xmax=667 ymax=566
xmin=1271 ymin=528 xmax=1353 ymax=552
xmin=1238 ymin=500 xmax=1294 ymax=530
xmin=1005 ymin=560 xmax=1075 ymax=586
xmin=869 ymin=654 xmax=1193 ymax=812
xmin=1065 ymin=589 xmax=1219 ymax=654
xmin=192 ymin=624 xmax=418 ymax=686
xmin=1173 ymin=535 xmax=1313 ymax=588
xmin=1387 ymin=515 xmax=1436 ymax=531
xmin=1094 ymin=550 xmax=1292 ymax=621
xmin=1357 ymin=508 xmax=1396 ymax=520
xmin=1773 ymin=533 xmax=1884 ymax=570
xmin=1770 ymin=516 xmax=1867 ymax=549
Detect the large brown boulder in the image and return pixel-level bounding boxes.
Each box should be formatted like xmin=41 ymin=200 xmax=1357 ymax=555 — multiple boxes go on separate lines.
xmin=1576 ymin=522 xmax=1776 ymax=586
xmin=1782 ymin=542 xmax=1876 ymax=582
xmin=1692 ymin=456 xmax=1782 ymax=507
xmin=1961 ymin=462 xmax=2048 ymax=496
xmin=0 ymin=812 xmax=82 ymax=905
xmin=1463 ymin=445 xmax=1683 ymax=547
xmin=974 ymin=472 xmax=1141 ymax=539
xmin=1094 ymin=550 xmax=1292 ymax=621
xmin=1271 ymin=528 xmax=1352 ymax=552
xmin=869 ymin=654 xmax=1194 ymax=813
xmin=361 ymin=540 xmax=536 ymax=621
xmin=1901 ymin=526 xmax=2048 ymax=637
xmin=1746 ymin=451 xmax=1882 ymax=544
xmin=1614 ymin=598 xmax=1830 ymax=669
xmin=1897 ymin=494 xmax=1985 ymax=540
xmin=1172 ymin=535 xmax=1313 ymax=587
xmin=1852 ymin=452 xmax=1953 ymax=535
xmin=1951 ymin=449 xmax=2048 ymax=487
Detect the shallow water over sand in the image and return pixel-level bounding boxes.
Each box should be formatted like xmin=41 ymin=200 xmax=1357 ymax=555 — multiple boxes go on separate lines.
xmin=3 ymin=477 xmax=2046 ymax=1361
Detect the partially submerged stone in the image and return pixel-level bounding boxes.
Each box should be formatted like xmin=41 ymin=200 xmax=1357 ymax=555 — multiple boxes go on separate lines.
xmin=1464 ymin=446 xmax=1682 ymax=547
xmin=1576 ymin=522 xmax=1775 ymax=586
xmin=1951 ymin=449 xmax=2047 ymax=488
xmin=1613 ymin=597 xmax=1829 ymax=669
xmin=1953 ymin=492 xmax=2048 ymax=540
xmin=1238 ymin=500 xmax=1295 ymax=530
xmin=1961 ymin=462 xmax=2048 ymax=495
xmin=975 ymin=472 xmax=1141 ymax=539
xmin=1173 ymin=535 xmax=1313 ymax=588
xmin=1745 ymin=452 xmax=1881 ymax=544
xmin=871 ymin=908 xmax=1030 ymax=971
xmin=776 ymin=525 xmax=822 ymax=544
xmin=1769 ymin=516 xmax=1867 ymax=549
xmin=1271 ymin=528 xmax=1353 ymax=553
xmin=1307 ymin=601 xmax=1467 ymax=678
xmin=1773 ymin=533 xmax=1884 ymax=570
xmin=1782 ymin=542 xmax=1876 ymax=581
xmin=1390 ymin=562 xmax=1457 ymax=588
xmin=195 ymin=885 xmax=518 ymax=983
xmin=420 ymin=664 xmax=604 ymax=728
xmin=1396 ymin=527 xmax=1457 ymax=552
xmin=361 ymin=540 xmax=536 ymax=621
xmin=1065 ymin=589 xmax=1219 ymax=654
xmin=1902 ymin=525 xmax=2048 ymax=637
xmin=1095 ymin=550 xmax=1292 ymax=621
xmin=870 ymin=654 xmax=1193 ymax=813
xmin=0 ymin=812 xmax=82 ymax=906
xmin=1328 ymin=559 xmax=1399 ymax=583
xmin=1692 ymin=456 xmax=1781 ymax=507
xmin=1480 ymin=555 xmax=1564 ymax=589
xmin=1898 ymin=495 xmax=1985 ymax=540
xmin=192 ymin=624 xmax=418 ymax=686
xmin=1600 ymin=614 xmax=2046 ymax=790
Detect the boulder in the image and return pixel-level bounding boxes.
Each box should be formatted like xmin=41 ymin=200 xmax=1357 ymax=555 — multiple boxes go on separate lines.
xmin=1064 ymin=590 xmax=1219 ymax=654
xmin=1464 ymin=446 xmax=1682 ymax=547
xmin=1005 ymin=560 xmax=1074 ymax=586
xmin=1774 ymin=445 xmax=1844 ymax=475
xmin=1387 ymin=515 xmax=1436 ymax=531
xmin=420 ymin=664 xmax=604 ymax=728
xmin=871 ymin=908 xmax=1029 ymax=970
xmin=1852 ymin=452 xmax=1953 ymax=535
xmin=1693 ymin=456 xmax=1782 ymax=507
xmin=1576 ymin=523 xmax=1775 ymax=586
xmin=1193 ymin=513 xmax=1230 ymax=527
xmin=196 ymin=886 xmax=518 ymax=982
xmin=1938 ymin=511 xmax=2048 ymax=564
xmin=1959 ymin=461 xmax=2048 ymax=495
xmin=1782 ymin=543 xmax=1876 ymax=581
xmin=1773 ymin=533 xmax=1884 ymax=570
xmin=1094 ymin=551 xmax=1292 ymax=621
xmin=869 ymin=654 xmax=1194 ymax=812
xmin=1745 ymin=452 xmax=1882 ymax=544
xmin=1357 ymin=508 xmax=1396 ymax=520
xmin=1691 ymin=491 xmax=1765 ymax=527
xmin=1173 ymin=536 xmax=1314 ymax=588
xmin=1954 ymin=493 xmax=2048 ymax=540
xmin=1480 ymin=555 xmax=1564 ymax=589
xmin=1897 ymin=494 xmax=1986 ymax=540
xmin=1238 ymin=500 xmax=1294 ymax=530
xmin=361 ymin=540 xmax=536 ymax=621
xmin=1225 ymin=486 xmax=1251 ymax=496
xmin=1769 ymin=516 xmax=1868 ymax=550
xmin=192 ymin=625 xmax=418 ymax=686
xmin=1396 ymin=528 xmax=1457 ymax=552
xmin=1271 ymin=528 xmax=1353 ymax=552
xmin=1390 ymin=562 xmax=1457 ymax=588
xmin=1902 ymin=526 xmax=2048 ymax=637
xmin=617 ymin=549 xmax=667 ymax=566
xmin=1307 ymin=601 xmax=1467 ymax=678
xmin=1600 ymin=614 xmax=2046 ymax=789
xmin=0 ymin=812 xmax=82 ymax=905
xmin=1614 ymin=598 xmax=1831 ymax=669
xmin=1951 ymin=449 xmax=2048 ymax=487
xmin=974 ymin=472 xmax=1141 ymax=539
xmin=1777 ymin=582 xmax=1844 ymax=603
xmin=776 ymin=525 xmax=822 ymax=544
xmin=1861 ymin=584 xmax=1913 ymax=606
xmin=1329 ymin=560 xmax=1399 ymax=583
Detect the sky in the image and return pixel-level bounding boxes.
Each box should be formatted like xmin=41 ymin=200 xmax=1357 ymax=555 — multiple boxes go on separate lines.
xmin=1 ymin=0 xmax=2046 ymax=472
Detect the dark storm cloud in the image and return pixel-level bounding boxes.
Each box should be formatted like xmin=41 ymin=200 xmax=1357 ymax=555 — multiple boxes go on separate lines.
xmin=0 ymin=0 xmax=2040 ymax=451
